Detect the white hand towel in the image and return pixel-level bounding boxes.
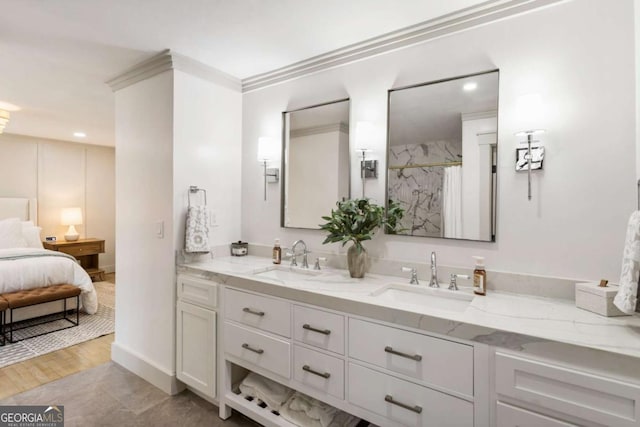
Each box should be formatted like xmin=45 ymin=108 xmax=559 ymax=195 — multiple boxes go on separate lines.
xmin=281 ymin=392 xmax=338 ymax=427
xmin=185 ymin=205 xmax=210 ymax=254
xmin=614 ymin=211 xmax=640 ymax=314
xmin=238 ymin=372 xmax=293 ymax=411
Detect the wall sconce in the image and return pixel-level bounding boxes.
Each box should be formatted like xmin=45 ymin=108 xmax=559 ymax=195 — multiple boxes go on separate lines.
xmin=515 ymin=129 xmax=545 ymax=200
xmin=355 ymin=122 xmax=378 ymax=198
xmin=257 ymin=136 xmax=280 ymax=201
xmin=61 ymin=207 xmax=83 ymax=241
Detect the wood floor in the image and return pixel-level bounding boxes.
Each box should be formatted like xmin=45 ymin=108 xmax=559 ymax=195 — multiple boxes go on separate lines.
xmin=0 ymin=272 xmax=116 ymax=400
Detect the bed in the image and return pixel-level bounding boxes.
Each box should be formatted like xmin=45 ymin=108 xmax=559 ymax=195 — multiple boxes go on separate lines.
xmin=0 ymin=198 xmax=98 ymax=323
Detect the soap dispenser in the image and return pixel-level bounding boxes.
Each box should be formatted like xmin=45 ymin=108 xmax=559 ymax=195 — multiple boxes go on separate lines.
xmin=473 ymin=256 xmax=486 ymax=296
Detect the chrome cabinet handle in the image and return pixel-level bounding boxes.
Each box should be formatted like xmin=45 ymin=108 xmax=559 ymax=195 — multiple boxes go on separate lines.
xmin=385 ymin=395 xmax=422 ymax=414
xmin=302 ymin=324 xmax=331 ymax=335
xmin=242 ymin=307 xmax=265 ymax=316
xmin=241 ymin=343 xmax=264 ymax=354
xmin=302 ymin=365 xmax=331 ymax=379
xmin=384 ymin=346 xmax=422 ymax=361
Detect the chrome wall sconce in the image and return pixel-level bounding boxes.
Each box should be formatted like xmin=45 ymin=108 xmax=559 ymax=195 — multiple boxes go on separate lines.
xmin=257 ymin=136 xmax=280 ymax=201
xmin=515 ymin=129 xmax=545 ymax=200
xmin=355 ymin=122 xmax=378 ymax=198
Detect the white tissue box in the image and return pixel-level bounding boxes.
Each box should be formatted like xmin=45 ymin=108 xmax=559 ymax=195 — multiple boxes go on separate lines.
xmin=575 ymin=282 xmax=628 ymax=317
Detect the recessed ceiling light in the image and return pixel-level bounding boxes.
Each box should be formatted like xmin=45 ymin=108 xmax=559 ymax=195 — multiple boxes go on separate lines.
xmin=0 ymin=101 xmax=21 ymax=111
xmin=463 ymin=82 xmax=478 ymax=91
xmin=73 ymin=132 xmax=87 ymax=138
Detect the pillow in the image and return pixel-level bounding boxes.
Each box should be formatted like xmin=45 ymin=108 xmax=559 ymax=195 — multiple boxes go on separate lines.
xmin=22 ymin=224 xmax=43 ymax=249
xmin=0 ymin=218 xmax=28 ymax=249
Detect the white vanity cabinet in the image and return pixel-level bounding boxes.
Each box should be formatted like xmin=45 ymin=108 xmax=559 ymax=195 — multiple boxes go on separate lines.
xmin=221 ymin=286 xmax=481 ymax=427
xmin=494 ymin=351 xmax=640 ymax=427
xmin=176 ymin=274 xmax=218 ymax=399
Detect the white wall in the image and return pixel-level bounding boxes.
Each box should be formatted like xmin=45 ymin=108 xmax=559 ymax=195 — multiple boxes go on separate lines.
xmin=0 ymin=134 xmax=115 ymax=271
xmin=114 ymin=70 xmax=176 ymax=384
xmin=173 ymin=70 xmax=243 ymax=249
xmin=113 ymin=66 xmax=242 ymax=392
xmin=241 ymin=0 xmax=636 ymax=281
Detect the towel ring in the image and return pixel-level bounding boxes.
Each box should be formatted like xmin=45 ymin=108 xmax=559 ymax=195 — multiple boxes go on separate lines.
xmin=188 ymin=186 xmax=207 ymax=207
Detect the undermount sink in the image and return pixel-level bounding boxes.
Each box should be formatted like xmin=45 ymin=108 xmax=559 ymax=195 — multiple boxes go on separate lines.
xmin=253 ymin=265 xmax=323 ymax=282
xmin=370 ymin=283 xmax=473 ymax=312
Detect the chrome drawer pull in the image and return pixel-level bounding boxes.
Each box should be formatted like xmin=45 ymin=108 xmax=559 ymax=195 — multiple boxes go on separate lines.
xmin=302 ymin=324 xmax=331 ymax=335
xmin=384 ymin=346 xmax=422 ymax=361
xmin=242 ymin=307 xmax=265 ymax=316
xmin=302 ymin=365 xmax=331 ymax=379
xmin=241 ymin=343 xmax=264 ymax=354
xmin=385 ymin=395 xmax=422 ymax=414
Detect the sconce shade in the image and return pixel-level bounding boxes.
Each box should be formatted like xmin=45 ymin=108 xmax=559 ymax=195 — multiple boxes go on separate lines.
xmin=515 ymin=129 xmax=546 ymax=139
xmin=354 ymin=121 xmax=375 ymax=152
xmin=61 ymin=207 xmax=83 ymax=226
xmin=257 ymin=137 xmax=279 ymax=162
xmin=515 ymin=93 xmax=544 ymax=131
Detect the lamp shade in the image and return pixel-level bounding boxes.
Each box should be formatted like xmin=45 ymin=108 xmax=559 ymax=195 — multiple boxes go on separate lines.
xmin=257 ymin=137 xmax=279 ymax=162
xmin=515 ymin=93 xmax=543 ymax=132
xmin=354 ymin=121 xmax=375 ymax=152
xmin=61 ymin=207 xmax=83 ymax=226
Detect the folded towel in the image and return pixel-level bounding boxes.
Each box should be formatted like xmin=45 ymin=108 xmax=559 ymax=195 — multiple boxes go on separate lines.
xmin=614 ymin=211 xmax=640 ymax=314
xmin=185 ymin=205 xmax=210 ymax=253
xmin=328 ymin=411 xmax=360 ymax=427
xmin=280 ymin=392 xmax=344 ymax=427
xmin=239 ymin=373 xmax=293 ymax=411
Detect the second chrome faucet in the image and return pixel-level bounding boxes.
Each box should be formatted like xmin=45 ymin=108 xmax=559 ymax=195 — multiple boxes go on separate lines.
xmin=429 ymin=251 xmax=439 ymax=288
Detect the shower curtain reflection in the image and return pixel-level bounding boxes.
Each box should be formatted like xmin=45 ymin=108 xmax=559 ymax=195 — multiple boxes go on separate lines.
xmin=442 ymin=165 xmax=462 ymax=239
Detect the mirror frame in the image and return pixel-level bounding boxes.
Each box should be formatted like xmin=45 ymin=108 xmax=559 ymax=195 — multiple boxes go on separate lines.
xmin=384 ymin=69 xmax=499 ymax=242
xmin=280 ymin=97 xmax=351 ymax=229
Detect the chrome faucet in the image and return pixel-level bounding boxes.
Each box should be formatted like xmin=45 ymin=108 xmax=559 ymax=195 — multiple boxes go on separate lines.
xmin=429 ymin=251 xmax=439 ymax=288
xmin=449 ymin=273 xmax=470 ymax=291
xmin=289 ymin=240 xmax=309 ymax=268
xmin=401 ymin=267 xmax=419 ymax=285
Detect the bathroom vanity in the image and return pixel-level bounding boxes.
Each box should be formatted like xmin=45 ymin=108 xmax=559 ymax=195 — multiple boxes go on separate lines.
xmin=176 ymin=256 xmax=640 ymax=427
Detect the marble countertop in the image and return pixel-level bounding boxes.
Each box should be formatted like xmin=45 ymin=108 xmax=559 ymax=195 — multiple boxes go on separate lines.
xmin=179 ymin=256 xmax=640 ymax=360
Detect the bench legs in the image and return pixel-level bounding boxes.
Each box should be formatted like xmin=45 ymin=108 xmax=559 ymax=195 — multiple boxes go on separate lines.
xmin=6 ymin=295 xmax=80 ymax=344
xmin=0 ymin=310 xmax=4 ymax=346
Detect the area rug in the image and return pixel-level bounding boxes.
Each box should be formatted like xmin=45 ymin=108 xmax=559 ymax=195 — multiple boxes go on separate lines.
xmin=0 ymin=281 xmax=115 ymax=369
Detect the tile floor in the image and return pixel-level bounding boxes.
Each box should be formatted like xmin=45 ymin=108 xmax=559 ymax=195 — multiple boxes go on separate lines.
xmin=0 ymin=362 xmax=260 ymax=427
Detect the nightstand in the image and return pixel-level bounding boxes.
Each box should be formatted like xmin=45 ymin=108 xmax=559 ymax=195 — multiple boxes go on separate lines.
xmin=43 ymin=238 xmax=106 ymax=282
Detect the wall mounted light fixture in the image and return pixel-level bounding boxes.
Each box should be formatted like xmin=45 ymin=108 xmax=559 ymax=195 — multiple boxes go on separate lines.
xmin=257 ymin=136 xmax=280 ymax=201
xmin=355 ymin=122 xmax=378 ymax=198
xmin=515 ymin=129 xmax=545 ymax=200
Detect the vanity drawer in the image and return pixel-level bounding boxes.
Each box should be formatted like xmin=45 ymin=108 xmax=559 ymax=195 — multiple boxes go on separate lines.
xmin=348 ymin=363 xmax=473 ymax=427
xmin=224 ymin=288 xmax=291 ymax=337
xmin=496 ymin=402 xmax=577 ymax=427
xmin=224 ymin=322 xmax=290 ymax=379
xmin=177 ymin=274 xmax=218 ymax=309
xmin=349 ymin=319 xmax=473 ymax=396
xmin=293 ymin=345 xmax=344 ymax=400
xmin=293 ymin=305 xmax=344 ymax=355
xmin=495 ymin=352 xmax=640 ymax=427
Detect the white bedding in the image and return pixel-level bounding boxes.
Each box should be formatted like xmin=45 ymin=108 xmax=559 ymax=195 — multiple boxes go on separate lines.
xmin=0 ymin=248 xmax=98 ymax=314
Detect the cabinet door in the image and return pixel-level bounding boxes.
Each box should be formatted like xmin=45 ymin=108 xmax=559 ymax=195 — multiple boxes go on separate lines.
xmin=496 ymin=402 xmax=577 ymax=427
xmin=176 ymin=301 xmax=216 ymax=398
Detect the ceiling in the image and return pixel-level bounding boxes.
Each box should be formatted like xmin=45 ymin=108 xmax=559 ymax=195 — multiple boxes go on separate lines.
xmin=0 ymin=0 xmax=491 ymax=146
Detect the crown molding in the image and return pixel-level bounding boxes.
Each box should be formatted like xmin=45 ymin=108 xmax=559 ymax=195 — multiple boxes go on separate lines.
xmin=242 ymin=0 xmax=564 ymax=92
xmin=106 ymin=49 xmax=242 ymax=92
xmin=290 ymin=123 xmax=349 ymax=138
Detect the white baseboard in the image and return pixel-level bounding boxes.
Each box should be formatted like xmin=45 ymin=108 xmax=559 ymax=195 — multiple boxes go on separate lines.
xmin=111 ymin=341 xmax=185 ymax=395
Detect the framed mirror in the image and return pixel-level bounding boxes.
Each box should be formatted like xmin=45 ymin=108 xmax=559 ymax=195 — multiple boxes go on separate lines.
xmin=282 ymin=98 xmax=350 ymax=229
xmin=386 ymin=70 xmax=499 ymax=241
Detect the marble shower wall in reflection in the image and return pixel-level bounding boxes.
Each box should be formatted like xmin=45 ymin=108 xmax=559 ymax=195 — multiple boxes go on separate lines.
xmin=388 ymin=141 xmax=461 ymax=237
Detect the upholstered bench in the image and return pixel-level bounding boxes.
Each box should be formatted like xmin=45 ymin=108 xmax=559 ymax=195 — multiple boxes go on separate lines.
xmin=1 ymin=284 xmax=81 ymax=343
xmin=0 ymin=298 xmax=7 ymax=346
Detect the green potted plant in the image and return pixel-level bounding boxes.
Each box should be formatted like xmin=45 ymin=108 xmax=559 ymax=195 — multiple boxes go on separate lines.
xmin=319 ymin=198 xmax=404 ymax=278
